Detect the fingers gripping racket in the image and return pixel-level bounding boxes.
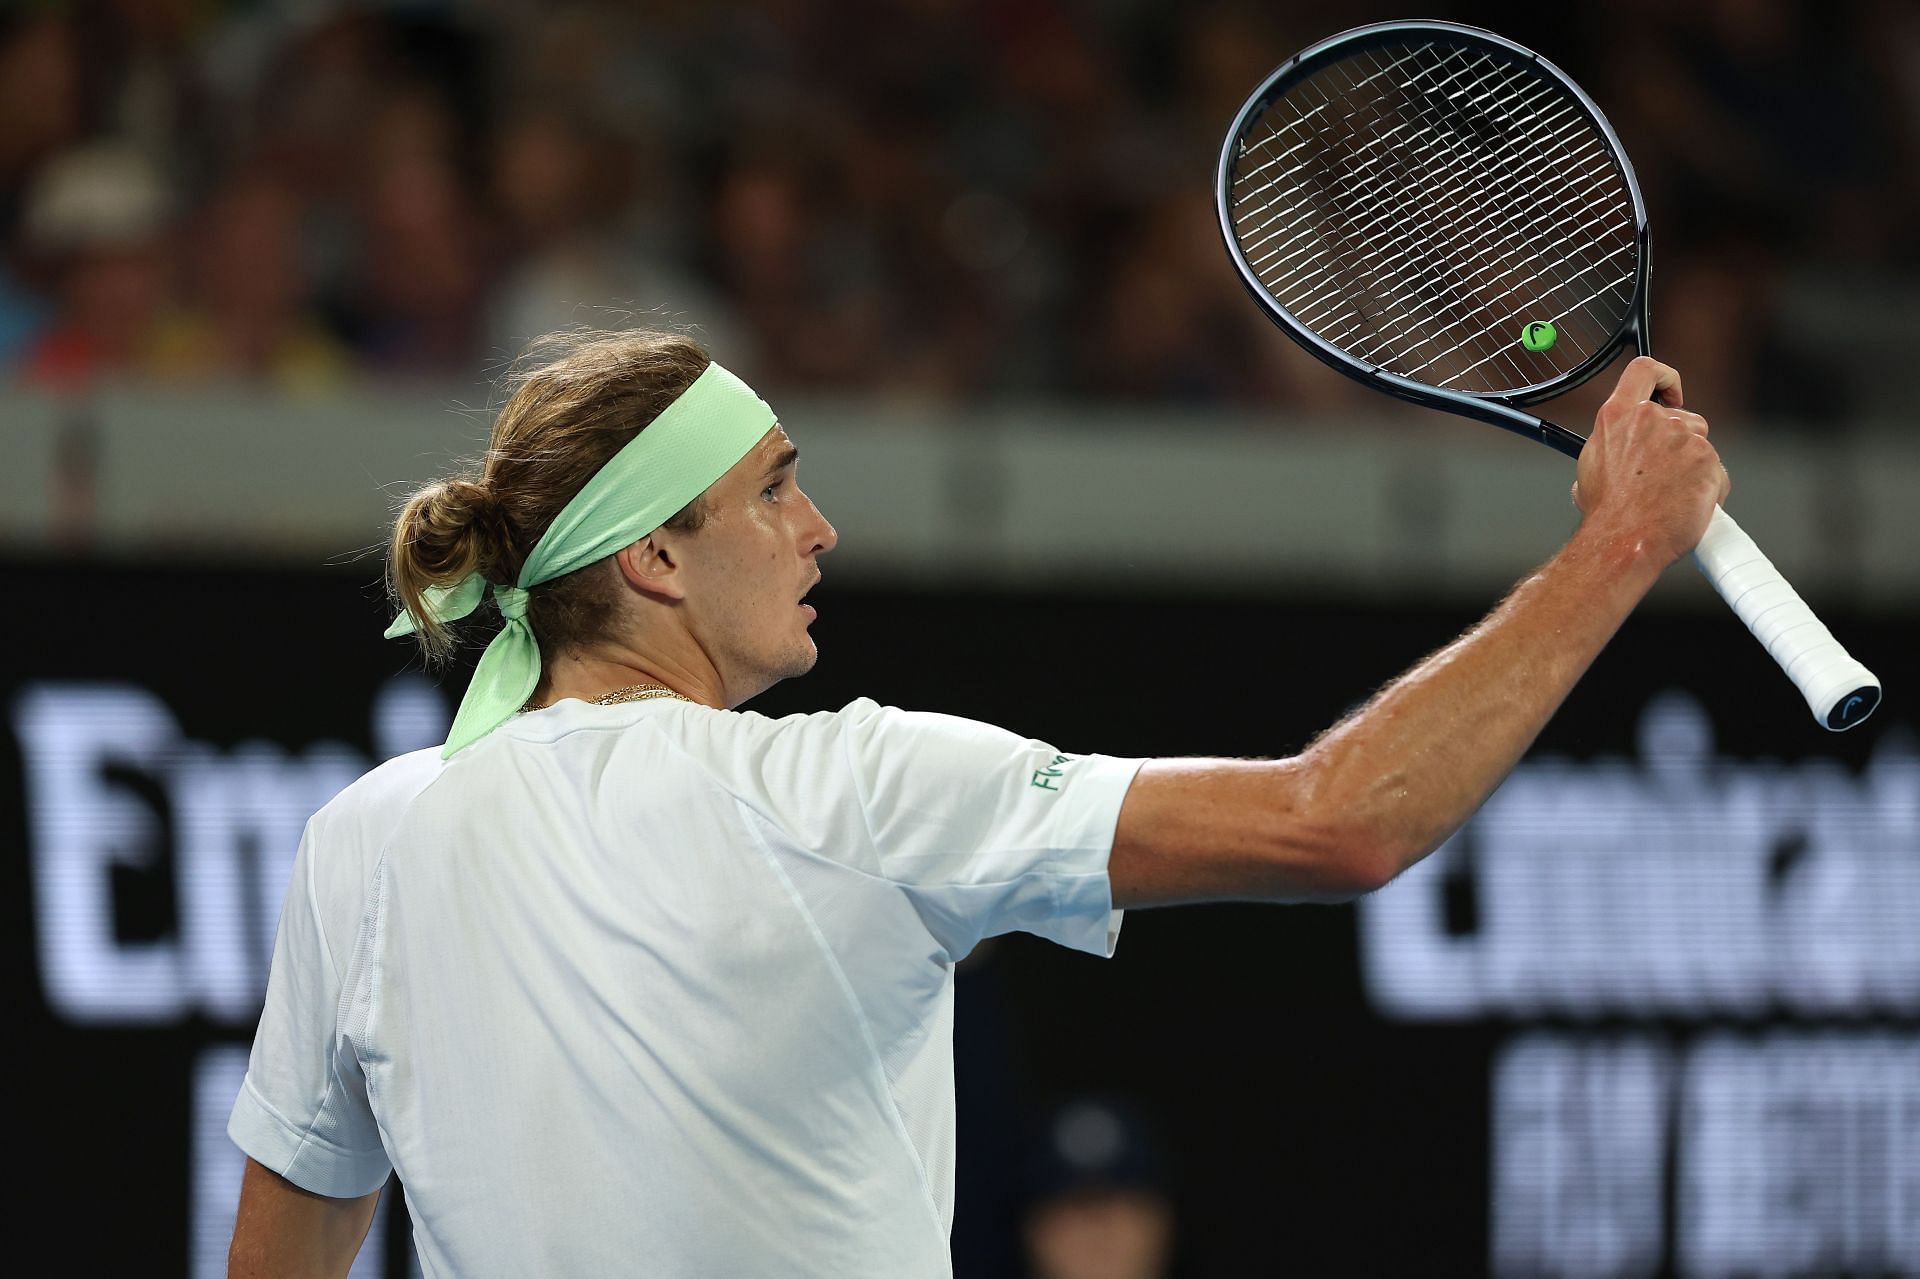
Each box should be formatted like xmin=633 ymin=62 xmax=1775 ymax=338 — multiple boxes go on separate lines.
xmin=1216 ymin=20 xmax=1881 ymax=731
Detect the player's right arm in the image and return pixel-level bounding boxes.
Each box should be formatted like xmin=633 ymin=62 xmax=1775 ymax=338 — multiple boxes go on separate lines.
xmin=1108 ymin=357 xmax=1728 ymax=907
xmin=228 ymin=1157 xmax=380 ymax=1278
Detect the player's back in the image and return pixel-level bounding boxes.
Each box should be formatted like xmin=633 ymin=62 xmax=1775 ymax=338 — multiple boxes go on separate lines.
xmin=348 ymin=698 xmax=951 ymax=1277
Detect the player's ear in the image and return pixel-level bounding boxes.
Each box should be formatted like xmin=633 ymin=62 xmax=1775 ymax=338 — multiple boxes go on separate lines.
xmin=614 ymin=536 xmax=685 ymax=603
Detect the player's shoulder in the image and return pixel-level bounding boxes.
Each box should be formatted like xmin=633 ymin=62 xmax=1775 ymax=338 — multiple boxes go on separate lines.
xmin=308 ymin=745 xmax=448 ymax=840
xmin=686 ymin=696 xmax=1022 ymax=769
xmin=654 ymin=696 xmax=871 ymax=767
xmin=688 ymin=696 xmax=888 ymax=742
xmin=288 ymin=748 xmax=448 ymax=936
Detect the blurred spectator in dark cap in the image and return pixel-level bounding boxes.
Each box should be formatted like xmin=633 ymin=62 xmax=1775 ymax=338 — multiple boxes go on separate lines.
xmin=1021 ymin=1095 xmax=1177 ymax=1279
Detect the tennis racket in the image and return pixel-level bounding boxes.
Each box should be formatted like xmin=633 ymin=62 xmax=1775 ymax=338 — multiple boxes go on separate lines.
xmin=1216 ymin=20 xmax=1881 ymax=731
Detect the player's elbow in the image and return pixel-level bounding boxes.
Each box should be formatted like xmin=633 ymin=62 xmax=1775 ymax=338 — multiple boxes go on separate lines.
xmin=1286 ymin=743 xmax=1450 ymax=898
xmin=1295 ymin=830 xmax=1399 ymax=900
xmin=1270 ymin=766 xmax=1411 ymax=900
xmin=1333 ymin=841 xmax=1402 ymax=897
xmin=1110 ymin=758 xmax=1408 ymax=907
xmin=1245 ymin=805 xmax=1398 ymax=901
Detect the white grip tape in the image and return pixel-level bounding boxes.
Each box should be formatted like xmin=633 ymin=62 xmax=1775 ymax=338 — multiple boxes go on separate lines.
xmin=1691 ymin=506 xmax=1881 ymax=730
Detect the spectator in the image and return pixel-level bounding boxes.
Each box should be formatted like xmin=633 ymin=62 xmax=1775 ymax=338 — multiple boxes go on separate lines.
xmin=1021 ymin=1096 xmax=1178 ymax=1279
xmin=144 ymin=172 xmax=349 ymax=390
xmin=15 ymin=143 xmax=174 ymax=389
xmin=487 ymin=107 xmax=750 ymax=373
xmin=349 ymin=153 xmax=486 ymax=376
xmin=1 ymin=1 xmax=1911 ymax=412
xmin=0 ymin=15 xmax=83 ymax=198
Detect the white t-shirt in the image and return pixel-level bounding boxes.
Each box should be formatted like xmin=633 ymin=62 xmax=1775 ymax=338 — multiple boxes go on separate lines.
xmin=229 ymin=695 xmax=1142 ymax=1278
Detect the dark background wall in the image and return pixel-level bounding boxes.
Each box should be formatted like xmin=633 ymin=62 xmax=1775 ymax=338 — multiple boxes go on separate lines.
xmin=9 ymin=557 xmax=1913 ymax=1277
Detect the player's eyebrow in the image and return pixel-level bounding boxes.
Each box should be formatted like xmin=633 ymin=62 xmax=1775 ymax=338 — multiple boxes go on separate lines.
xmin=763 ymin=445 xmax=799 ymax=479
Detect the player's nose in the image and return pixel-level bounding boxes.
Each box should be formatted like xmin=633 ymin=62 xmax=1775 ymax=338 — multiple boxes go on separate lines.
xmin=802 ymin=492 xmax=837 ymax=555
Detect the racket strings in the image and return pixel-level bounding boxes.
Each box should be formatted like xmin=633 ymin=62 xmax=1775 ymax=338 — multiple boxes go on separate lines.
xmin=1234 ymin=52 xmax=1537 ymax=378
xmin=1233 ymin=51 xmax=1449 ymax=269
xmin=1372 ymin=49 xmax=1634 ymax=377
xmin=1354 ymin=64 xmax=1625 ymax=379
xmin=1273 ymin=49 xmax=1630 ymax=388
xmin=1322 ymin=65 xmax=1602 ymax=336
xmin=1248 ymin=55 xmax=1544 ymax=383
xmin=1235 ymin=81 xmax=1477 ymax=369
xmin=1248 ymin=44 xmax=1622 ymax=374
xmin=1228 ymin=39 xmax=1638 ymax=395
xmin=1286 ymin=48 xmax=1624 ymax=380
xmin=1281 ymin=51 xmax=1548 ymax=380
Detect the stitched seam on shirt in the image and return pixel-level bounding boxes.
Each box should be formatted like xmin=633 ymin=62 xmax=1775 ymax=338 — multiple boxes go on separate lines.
xmin=286 ymin=812 xmax=351 ymax=1178
xmin=318 ymin=753 xmax=462 ymax=1048
xmin=321 ymin=780 xmax=433 ymax=1177
xmin=359 ymin=850 xmax=391 ymax=1121
xmin=270 ymin=810 xmax=368 ymax=1181
xmin=735 ymin=800 xmax=951 ymax=1248
xmin=286 ymin=866 xmax=387 ymax=1183
xmin=303 ymin=817 xmax=340 ymax=985
xmin=347 ymin=749 xmax=489 ymax=1118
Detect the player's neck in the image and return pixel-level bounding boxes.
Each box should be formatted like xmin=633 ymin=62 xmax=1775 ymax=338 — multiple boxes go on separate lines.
xmin=535 ymin=643 xmax=723 ymax=710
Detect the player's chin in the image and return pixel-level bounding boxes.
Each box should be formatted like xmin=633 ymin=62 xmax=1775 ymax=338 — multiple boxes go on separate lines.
xmin=781 ymin=635 xmax=819 ymax=678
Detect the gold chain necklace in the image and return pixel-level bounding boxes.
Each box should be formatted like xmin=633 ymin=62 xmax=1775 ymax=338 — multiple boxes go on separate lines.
xmin=590 ymin=683 xmax=693 ymax=707
xmin=521 ymin=682 xmax=693 ymax=713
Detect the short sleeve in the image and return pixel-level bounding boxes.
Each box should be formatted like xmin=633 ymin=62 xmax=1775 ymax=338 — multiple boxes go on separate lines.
xmin=834 ymin=699 xmax=1143 ymax=961
xmin=228 ymin=818 xmax=393 ymax=1198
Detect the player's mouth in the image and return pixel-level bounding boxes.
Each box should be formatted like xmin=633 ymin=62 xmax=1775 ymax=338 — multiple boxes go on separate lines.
xmin=798 ymin=576 xmax=820 ymax=620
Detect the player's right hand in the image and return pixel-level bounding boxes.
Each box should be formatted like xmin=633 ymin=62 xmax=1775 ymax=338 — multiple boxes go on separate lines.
xmin=1572 ymin=355 xmax=1730 ymax=566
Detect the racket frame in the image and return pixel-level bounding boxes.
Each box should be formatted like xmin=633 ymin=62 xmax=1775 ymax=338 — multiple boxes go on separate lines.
xmin=1215 ymin=19 xmax=1651 ymax=460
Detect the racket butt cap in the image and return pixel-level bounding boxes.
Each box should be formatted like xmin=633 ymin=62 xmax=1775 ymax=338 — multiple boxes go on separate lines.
xmin=1824 ymin=685 xmax=1881 ymax=732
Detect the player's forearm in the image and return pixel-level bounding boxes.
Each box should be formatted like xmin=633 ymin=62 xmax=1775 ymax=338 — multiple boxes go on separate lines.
xmin=1299 ymin=517 xmax=1665 ymax=887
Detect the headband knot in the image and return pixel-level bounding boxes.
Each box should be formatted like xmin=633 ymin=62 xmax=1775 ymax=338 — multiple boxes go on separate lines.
xmin=385 ymin=360 xmax=776 ymax=758
xmin=493 ymin=584 xmax=530 ymax=622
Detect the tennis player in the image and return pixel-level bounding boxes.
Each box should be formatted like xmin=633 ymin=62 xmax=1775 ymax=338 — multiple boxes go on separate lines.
xmin=227 ymin=330 xmax=1726 ymax=1276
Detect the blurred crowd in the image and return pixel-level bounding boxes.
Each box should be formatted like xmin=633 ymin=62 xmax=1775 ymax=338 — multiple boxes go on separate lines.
xmin=3 ymin=0 xmax=1914 ymax=422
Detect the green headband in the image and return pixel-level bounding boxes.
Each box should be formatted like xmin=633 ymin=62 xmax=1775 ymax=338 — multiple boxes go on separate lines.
xmin=386 ymin=361 xmax=776 ymax=757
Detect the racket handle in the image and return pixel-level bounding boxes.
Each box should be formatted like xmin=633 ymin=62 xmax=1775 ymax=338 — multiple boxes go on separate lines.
xmin=1691 ymin=507 xmax=1881 ymax=731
